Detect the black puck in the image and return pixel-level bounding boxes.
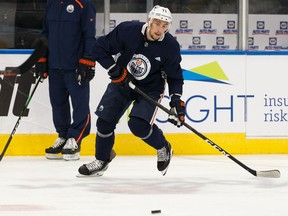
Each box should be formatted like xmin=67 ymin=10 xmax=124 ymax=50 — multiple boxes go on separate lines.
xmin=151 ymin=209 xmax=161 ymax=214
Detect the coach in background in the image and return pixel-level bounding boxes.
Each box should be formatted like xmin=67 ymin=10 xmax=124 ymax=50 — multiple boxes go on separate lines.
xmin=35 ymin=0 xmax=96 ymax=161
xmin=78 ymin=5 xmax=185 ymax=177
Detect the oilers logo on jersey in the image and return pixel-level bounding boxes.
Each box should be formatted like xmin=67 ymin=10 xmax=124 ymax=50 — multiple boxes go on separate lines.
xmin=66 ymin=5 xmax=74 ymax=13
xmin=127 ymin=54 xmax=151 ymax=80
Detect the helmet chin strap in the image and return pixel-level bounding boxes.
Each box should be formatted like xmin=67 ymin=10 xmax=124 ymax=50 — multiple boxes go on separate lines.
xmin=147 ymin=19 xmax=154 ymax=40
xmin=146 ymin=23 xmax=154 ymax=41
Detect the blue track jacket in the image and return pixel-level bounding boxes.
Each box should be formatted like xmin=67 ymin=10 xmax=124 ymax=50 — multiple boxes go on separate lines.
xmin=42 ymin=0 xmax=96 ymax=70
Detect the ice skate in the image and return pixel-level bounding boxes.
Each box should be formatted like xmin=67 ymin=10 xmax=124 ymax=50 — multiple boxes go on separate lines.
xmin=77 ymin=149 xmax=116 ymax=177
xmin=45 ymin=137 xmax=67 ymax=160
xmin=157 ymin=142 xmax=173 ymax=176
xmin=61 ymin=138 xmax=80 ymax=161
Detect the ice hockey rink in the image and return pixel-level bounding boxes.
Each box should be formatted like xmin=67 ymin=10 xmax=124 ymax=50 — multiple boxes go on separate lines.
xmin=0 ymin=154 xmax=287 ymax=216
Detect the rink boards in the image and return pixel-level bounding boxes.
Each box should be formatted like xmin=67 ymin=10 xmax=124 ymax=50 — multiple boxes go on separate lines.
xmin=0 ymin=50 xmax=288 ymax=155
xmin=0 ymin=133 xmax=288 ymax=156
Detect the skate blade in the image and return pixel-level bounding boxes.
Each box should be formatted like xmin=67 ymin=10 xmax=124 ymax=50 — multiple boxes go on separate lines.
xmin=161 ymin=168 xmax=168 ymax=176
xmin=45 ymin=153 xmax=63 ymax=160
xmin=76 ymin=172 xmax=104 ymax=178
xmin=63 ymin=153 xmax=80 ymax=161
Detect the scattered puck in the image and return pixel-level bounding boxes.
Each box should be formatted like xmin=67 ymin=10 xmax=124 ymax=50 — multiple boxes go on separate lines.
xmin=151 ymin=209 xmax=161 ymax=214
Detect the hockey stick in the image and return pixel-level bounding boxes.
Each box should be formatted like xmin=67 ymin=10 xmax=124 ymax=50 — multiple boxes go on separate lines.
xmin=128 ymin=82 xmax=281 ymax=178
xmin=0 ymin=77 xmax=42 ymax=162
xmin=0 ymin=36 xmax=48 ymax=76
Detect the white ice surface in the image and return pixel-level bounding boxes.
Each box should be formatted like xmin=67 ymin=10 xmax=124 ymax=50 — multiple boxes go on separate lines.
xmin=0 ymin=155 xmax=287 ymax=216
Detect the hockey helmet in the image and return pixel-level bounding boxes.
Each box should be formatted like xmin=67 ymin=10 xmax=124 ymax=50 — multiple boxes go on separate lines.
xmin=148 ymin=5 xmax=172 ymax=24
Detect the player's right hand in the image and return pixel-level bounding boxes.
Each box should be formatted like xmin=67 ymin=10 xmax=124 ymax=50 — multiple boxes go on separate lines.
xmin=108 ymin=65 xmax=133 ymax=87
xmin=35 ymin=57 xmax=48 ymax=79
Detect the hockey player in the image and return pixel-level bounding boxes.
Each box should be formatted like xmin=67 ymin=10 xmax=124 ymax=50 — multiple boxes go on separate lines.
xmin=78 ymin=5 xmax=185 ymax=176
xmin=35 ymin=0 xmax=96 ymax=160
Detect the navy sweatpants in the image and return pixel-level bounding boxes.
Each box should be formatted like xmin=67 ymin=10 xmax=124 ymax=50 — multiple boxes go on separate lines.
xmin=48 ymin=69 xmax=91 ymax=144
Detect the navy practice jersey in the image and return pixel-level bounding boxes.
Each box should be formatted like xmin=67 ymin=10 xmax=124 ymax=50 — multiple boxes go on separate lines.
xmin=93 ymin=21 xmax=183 ymax=96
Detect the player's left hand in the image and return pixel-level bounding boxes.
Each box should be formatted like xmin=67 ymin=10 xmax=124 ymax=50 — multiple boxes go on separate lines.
xmin=76 ymin=56 xmax=95 ymax=85
xmin=168 ymin=96 xmax=185 ymax=127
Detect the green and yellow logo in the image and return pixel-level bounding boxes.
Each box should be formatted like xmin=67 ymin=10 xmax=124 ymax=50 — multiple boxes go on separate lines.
xmin=183 ymin=61 xmax=230 ymax=84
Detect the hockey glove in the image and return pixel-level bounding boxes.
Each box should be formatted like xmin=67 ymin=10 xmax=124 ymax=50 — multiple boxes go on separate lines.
xmin=76 ymin=56 xmax=96 ymax=85
xmin=35 ymin=57 xmax=48 ymax=80
xmin=108 ymin=65 xmax=133 ymax=89
xmin=168 ymin=95 xmax=185 ymax=127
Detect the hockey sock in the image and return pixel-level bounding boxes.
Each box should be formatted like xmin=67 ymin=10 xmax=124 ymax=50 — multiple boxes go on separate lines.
xmin=96 ymin=131 xmax=115 ymax=161
xmin=142 ymin=124 xmax=167 ymax=149
xmin=128 ymin=117 xmax=166 ymax=149
xmin=96 ymin=118 xmax=116 ymax=161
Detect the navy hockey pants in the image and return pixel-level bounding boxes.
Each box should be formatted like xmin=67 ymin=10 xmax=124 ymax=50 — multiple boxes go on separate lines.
xmin=95 ymin=83 xmax=167 ymax=161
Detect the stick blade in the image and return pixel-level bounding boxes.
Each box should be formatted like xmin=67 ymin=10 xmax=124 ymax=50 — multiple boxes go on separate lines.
xmin=18 ymin=36 xmax=48 ymax=74
xmin=0 ymin=67 xmax=19 ymax=76
xmin=0 ymin=36 xmax=47 ymax=76
xmin=256 ymin=170 xmax=281 ymax=178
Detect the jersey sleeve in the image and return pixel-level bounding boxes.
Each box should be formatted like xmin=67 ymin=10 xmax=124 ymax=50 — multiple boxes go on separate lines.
xmin=164 ymin=39 xmax=184 ymax=97
xmin=81 ymin=0 xmax=97 ymax=57
xmin=92 ymin=22 xmax=135 ymax=70
xmin=40 ymin=0 xmax=50 ymax=58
